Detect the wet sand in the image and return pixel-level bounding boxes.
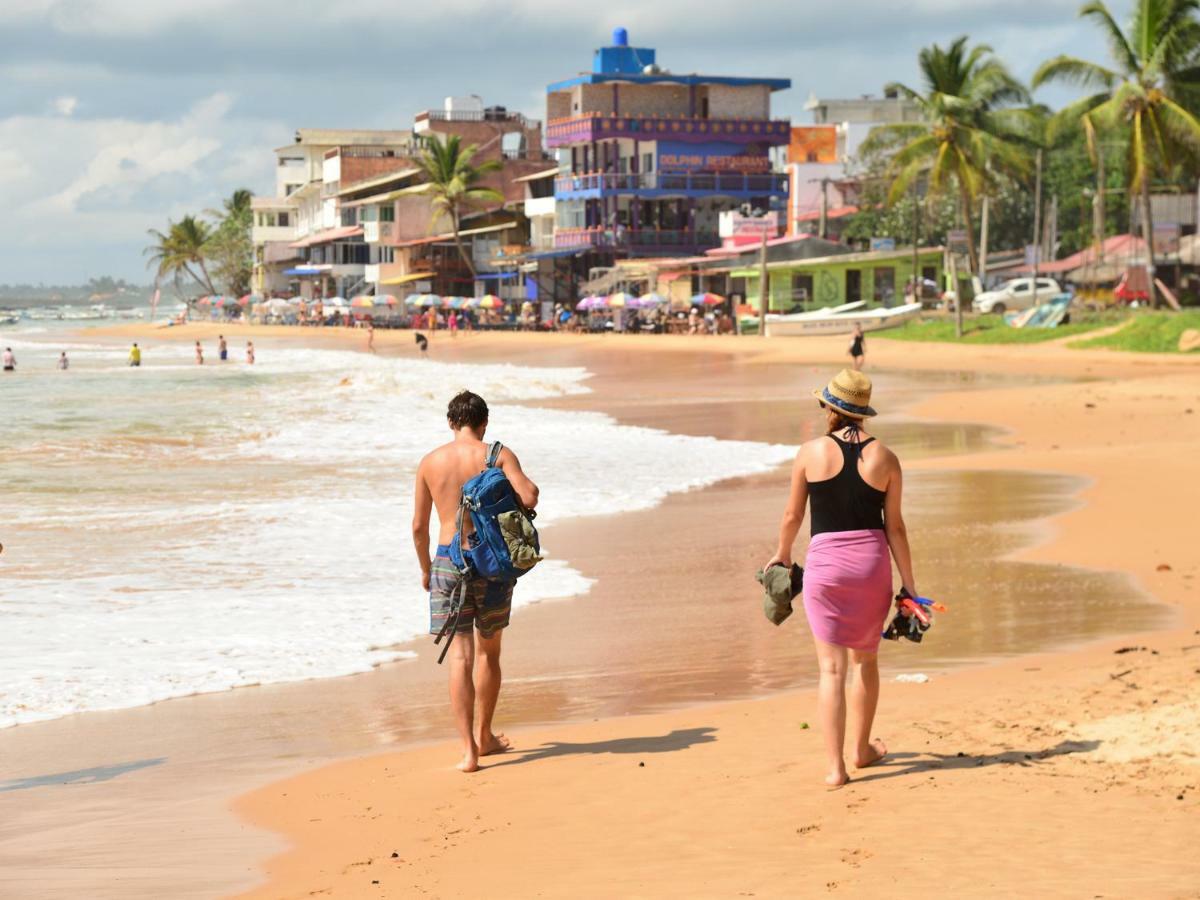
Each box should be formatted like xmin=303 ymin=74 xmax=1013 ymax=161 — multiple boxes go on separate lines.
xmin=2 ymin=326 xmax=1198 ymax=898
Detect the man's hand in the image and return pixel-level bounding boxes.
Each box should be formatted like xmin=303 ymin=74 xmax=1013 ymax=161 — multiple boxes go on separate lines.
xmin=421 ymin=568 xmax=431 ymax=592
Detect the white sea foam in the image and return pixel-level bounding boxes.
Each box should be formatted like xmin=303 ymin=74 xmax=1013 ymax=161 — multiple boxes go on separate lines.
xmin=0 ymin=344 xmax=794 ymax=728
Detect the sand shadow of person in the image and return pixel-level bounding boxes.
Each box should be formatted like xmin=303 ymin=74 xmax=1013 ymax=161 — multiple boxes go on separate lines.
xmin=486 ymin=727 xmax=718 ymax=769
xmin=847 ymin=739 xmax=1101 ymax=785
xmin=0 ymin=757 xmax=167 ymax=793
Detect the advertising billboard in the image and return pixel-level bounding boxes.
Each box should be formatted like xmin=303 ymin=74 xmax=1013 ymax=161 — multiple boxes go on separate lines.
xmin=788 ymin=126 xmax=838 ymax=164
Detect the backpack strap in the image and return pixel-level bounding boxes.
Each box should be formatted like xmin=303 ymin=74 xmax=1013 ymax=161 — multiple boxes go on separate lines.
xmin=486 ymin=441 xmax=504 ymax=469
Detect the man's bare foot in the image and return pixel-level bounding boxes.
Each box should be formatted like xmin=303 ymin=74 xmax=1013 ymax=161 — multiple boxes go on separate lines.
xmin=479 ymin=732 xmax=512 ymax=756
xmin=824 ymin=771 xmax=851 ymax=790
xmin=853 ymin=738 xmax=888 ymax=769
xmin=456 ymin=752 xmax=479 ymax=773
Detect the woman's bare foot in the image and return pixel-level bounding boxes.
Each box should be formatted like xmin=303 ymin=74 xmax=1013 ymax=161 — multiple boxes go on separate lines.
xmin=479 ymin=732 xmax=512 ymax=756
xmin=824 ymin=770 xmax=851 ymax=790
xmin=456 ymin=751 xmax=479 ymax=773
xmin=853 ymin=738 xmax=888 ymax=769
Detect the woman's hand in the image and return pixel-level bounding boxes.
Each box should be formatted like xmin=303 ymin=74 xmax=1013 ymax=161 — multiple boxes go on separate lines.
xmin=763 ymin=552 xmax=791 ymax=570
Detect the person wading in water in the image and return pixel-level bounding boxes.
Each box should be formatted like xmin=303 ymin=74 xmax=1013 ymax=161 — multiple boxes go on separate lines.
xmin=765 ymin=369 xmax=917 ymax=788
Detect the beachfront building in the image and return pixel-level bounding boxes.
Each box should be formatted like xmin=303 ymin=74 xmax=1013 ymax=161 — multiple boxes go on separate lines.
xmin=301 ymin=98 xmax=554 ymax=300
xmin=543 ymin=28 xmax=791 ymax=300
xmin=252 ymin=129 xmax=421 ymax=298
xmin=786 ymin=90 xmax=921 ymax=237
xmin=732 ymin=245 xmax=944 ymax=313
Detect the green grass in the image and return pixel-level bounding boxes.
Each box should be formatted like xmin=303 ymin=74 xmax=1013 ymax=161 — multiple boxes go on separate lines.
xmin=1070 ymin=310 xmax=1200 ymax=353
xmin=875 ymin=313 xmax=1117 ymax=345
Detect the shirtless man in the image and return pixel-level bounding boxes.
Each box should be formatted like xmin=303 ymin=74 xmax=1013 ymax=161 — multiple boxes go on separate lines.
xmin=412 ymin=390 xmax=539 ymax=772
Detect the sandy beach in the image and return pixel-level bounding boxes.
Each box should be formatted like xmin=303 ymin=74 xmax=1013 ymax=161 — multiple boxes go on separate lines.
xmin=3 ymin=323 xmax=1199 ymax=898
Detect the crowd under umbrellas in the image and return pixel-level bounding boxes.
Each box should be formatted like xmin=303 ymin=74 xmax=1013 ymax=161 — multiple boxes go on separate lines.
xmin=182 ymin=287 xmax=739 ymax=336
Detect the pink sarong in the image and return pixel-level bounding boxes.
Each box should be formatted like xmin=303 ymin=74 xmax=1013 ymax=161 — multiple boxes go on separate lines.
xmin=802 ymin=529 xmax=892 ymax=651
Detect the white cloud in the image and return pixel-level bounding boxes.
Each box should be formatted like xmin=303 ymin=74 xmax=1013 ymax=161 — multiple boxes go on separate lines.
xmin=52 ymin=94 xmax=77 ymax=115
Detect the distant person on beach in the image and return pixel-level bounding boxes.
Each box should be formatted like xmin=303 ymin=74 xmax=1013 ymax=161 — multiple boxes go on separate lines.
xmin=849 ymin=324 xmax=865 ymax=370
xmin=413 ymin=391 xmax=540 ymax=773
xmin=246 ymin=341 xmax=255 ymax=364
xmin=765 ymin=370 xmax=917 ymax=788
xmin=3 ymin=347 xmax=15 ymax=372
xmin=57 ymin=351 xmax=69 ymax=370
xmin=194 ymin=341 xmax=204 ymax=365
xmin=128 ymin=343 xmax=141 ymax=367
xmin=218 ymin=335 xmax=228 ymax=361
xmin=448 ymin=310 xmax=459 ymax=338
xmin=366 ymin=322 xmax=375 ymax=353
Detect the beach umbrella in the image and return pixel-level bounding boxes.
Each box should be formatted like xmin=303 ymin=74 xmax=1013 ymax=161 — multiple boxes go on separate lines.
xmin=404 ymin=293 xmax=423 ymax=307
xmin=635 ymin=293 xmax=668 ymax=309
xmin=477 ymin=295 xmax=502 ymax=309
xmin=417 ymin=294 xmax=443 ymax=308
xmin=463 ymin=296 xmax=481 ymax=309
xmin=238 ymin=293 xmax=260 ymax=306
xmin=377 ymin=294 xmax=399 ymax=306
xmin=196 ymin=296 xmax=213 ymax=306
xmin=350 ymin=295 xmax=375 ymax=308
xmin=607 ymin=292 xmax=635 ymax=308
xmin=691 ymin=292 xmax=726 ymax=306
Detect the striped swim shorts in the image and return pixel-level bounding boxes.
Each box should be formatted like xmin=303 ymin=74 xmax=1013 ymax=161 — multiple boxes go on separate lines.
xmin=429 ymin=545 xmax=514 ymax=639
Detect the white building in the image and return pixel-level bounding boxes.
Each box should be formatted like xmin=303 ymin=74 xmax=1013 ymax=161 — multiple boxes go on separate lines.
xmin=251 ymin=129 xmax=420 ymax=297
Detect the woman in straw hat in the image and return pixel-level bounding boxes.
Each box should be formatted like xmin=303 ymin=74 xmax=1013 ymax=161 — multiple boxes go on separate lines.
xmin=765 ymin=369 xmax=917 ymax=788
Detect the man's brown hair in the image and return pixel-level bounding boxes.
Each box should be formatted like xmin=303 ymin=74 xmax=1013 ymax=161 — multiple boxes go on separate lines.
xmin=447 ymin=390 xmax=488 ymax=430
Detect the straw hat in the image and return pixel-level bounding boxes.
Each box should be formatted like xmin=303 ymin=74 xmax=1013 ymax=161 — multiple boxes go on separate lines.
xmin=812 ymin=369 xmax=877 ymax=418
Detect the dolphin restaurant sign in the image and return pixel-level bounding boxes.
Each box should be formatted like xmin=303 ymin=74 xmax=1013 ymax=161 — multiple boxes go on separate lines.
xmin=658 ymin=141 xmax=771 ymax=174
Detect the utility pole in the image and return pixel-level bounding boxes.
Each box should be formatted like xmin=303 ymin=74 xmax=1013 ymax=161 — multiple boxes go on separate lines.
xmin=911 ymin=179 xmax=920 ymax=302
xmin=1032 ymin=148 xmax=1043 ymax=305
xmin=979 ymin=194 xmax=990 ymax=286
xmin=1096 ymin=149 xmax=1106 ymax=262
xmin=819 ymin=178 xmax=829 ymax=239
xmin=757 ymin=226 xmax=769 ymax=337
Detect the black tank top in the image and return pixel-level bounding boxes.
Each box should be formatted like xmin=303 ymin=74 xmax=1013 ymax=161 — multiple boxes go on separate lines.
xmin=807 ymin=435 xmax=886 ymax=536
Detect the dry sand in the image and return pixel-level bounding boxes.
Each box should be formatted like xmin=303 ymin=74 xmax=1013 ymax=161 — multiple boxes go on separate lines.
xmin=10 ymin=323 xmax=1200 ymax=898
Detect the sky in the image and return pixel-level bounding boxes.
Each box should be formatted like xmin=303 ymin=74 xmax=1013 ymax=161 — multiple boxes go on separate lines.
xmin=1 ymin=0 xmax=1113 ymax=284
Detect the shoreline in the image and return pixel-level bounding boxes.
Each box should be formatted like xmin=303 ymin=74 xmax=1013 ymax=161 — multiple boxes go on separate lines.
xmin=4 ymin=325 xmax=1198 ymax=897
xmin=228 ymin=328 xmax=1200 ymax=898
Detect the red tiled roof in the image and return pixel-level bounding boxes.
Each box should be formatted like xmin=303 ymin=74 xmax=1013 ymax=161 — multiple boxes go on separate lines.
xmin=793 ymin=205 xmax=859 ymax=223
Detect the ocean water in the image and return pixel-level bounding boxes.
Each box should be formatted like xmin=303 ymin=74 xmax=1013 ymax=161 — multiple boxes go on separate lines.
xmin=0 ymin=321 xmax=796 ymax=728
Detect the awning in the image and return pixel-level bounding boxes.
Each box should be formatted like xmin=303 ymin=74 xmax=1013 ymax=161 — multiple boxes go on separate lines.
xmin=337 ymin=167 xmax=421 ymax=199
xmin=526 ymin=247 xmax=586 ymax=260
xmin=395 ymin=221 xmax=517 ymax=248
xmin=283 ymin=265 xmax=333 ymax=276
xmin=379 ymin=271 xmax=434 ymax=286
xmin=289 ymin=226 xmax=364 ymax=249
xmin=473 ymin=271 xmax=519 ymax=280
xmin=513 ymin=167 xmax=560 ymax=183
xmin=658 ymin=272 xmax=686 ymax=283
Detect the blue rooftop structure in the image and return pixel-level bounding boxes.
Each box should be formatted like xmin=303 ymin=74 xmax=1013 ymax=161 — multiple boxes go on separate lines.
xmin=549 ymin=27 xmax=790 ymax=93
xmin=545 ymin=29 xmax=791 ymax=259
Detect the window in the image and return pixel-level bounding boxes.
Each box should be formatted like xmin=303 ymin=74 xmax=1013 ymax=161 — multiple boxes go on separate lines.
xmin=1012 ymin=282 xmax=1030 ymax=294
xmin=642 ymin=152 xmax=653 ymax=173
xmin=341 ymin=207 xmax=358 ymax=227
xmin=380 ymin=206 xmax=395 ymax=223
xmin=278 ymin=212 xmax=289 ymax=227
xmin=285 ymin=183 xmax=301 ymax=195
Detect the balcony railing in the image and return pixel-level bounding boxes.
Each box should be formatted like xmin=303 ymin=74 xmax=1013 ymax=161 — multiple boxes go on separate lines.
xmin=555 ymin=171 xmax=788 ymax=196
xmin=546 ymin=113 xmax=790 ymax=147
xmin=416 ymin=109 xmax=539 ymax=128
xmin=554 ymin=227 xmax=720 ymax=251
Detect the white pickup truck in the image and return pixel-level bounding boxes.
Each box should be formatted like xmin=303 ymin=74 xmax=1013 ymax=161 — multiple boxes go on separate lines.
xmin=972 ymin=277 xmax=1063 ymax=315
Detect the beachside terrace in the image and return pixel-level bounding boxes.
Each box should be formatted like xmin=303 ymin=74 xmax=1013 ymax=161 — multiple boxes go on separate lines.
xmin=547 ymin=114 xmax=790 ymax=148
xmin=554 ymin=226 xmax=719 ymax=254
xmin=555 ymin=170 xmax=788 ymax=199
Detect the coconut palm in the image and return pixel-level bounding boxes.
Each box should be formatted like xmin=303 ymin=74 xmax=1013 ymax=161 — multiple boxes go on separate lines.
xmin=1033 ymin=0 xmax=1200 ymax=307
xmin=868 ymin=37 xmax=1033 ymax=277
xmin=405 ymin=135 xmax=503 ymax=276
xmin=144 ymin=215 xmax=216 ymax=298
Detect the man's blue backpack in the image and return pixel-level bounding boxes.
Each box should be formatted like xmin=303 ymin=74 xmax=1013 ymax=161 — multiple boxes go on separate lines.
xmin=435 ymin=442 xmax=541 ymax=664
xmin=447 ymin=441 xmax=542 ymax=582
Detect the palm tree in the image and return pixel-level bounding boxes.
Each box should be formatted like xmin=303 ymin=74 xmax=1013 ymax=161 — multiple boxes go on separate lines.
xmin=1033 ymin=0 xmax=1200 ymax=307
xmin=870 ymin=37 xmax=1032 ymax=278
xmin=144 ymin=215 xmax=216 ymax=299
xmin=405 ymin=135 xmax=503 ymax=276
